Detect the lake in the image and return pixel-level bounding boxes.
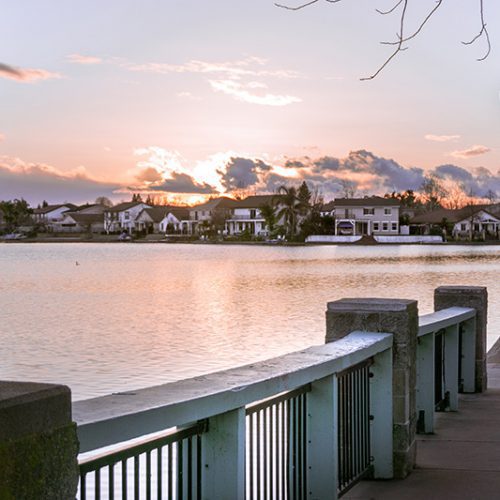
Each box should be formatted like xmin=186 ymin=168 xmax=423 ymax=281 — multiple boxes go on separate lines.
xmin=1 ymin=243 xmax=499 ymax=401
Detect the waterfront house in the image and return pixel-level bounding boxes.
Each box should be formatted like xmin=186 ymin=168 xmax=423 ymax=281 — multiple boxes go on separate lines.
xmin=411 ymin=205 xmax=500 ymax=240
xmin=33 ymin=204 xmax=77 ymax=231
xmin=187 ymin=197 xmax=236 ymax=235
xmin=320 ymin=200 xmax=335 ymax=218
xmin=333 ymin=196 xmax=400 ymax=236
xmin=104 ymin=201 xmax=151 ymax=234
xmin=158 ymin=207 xmax=190 ymax=233
xmin=225 ymin=195 xmax=280 ymax=237
xmin=56 ymin=205 xmax=106 ymax=233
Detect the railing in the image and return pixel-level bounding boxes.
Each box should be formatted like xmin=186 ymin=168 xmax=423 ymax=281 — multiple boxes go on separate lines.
xmin=74 ymin=332 xmax=393 ymax=500
xmin=337 ymin=359 xmax=372 ymax=496
xmin=416 ymin=306 xmax=476 ymax=433
xmin=79 ymin=422 xmax=206 ymax=500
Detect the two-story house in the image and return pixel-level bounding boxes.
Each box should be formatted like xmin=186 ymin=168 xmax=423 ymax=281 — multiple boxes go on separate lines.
xmin=334 ymin=197 xmax=400 ymax=236
xmin=225 ymin=195 xmax=278 ymax=236
xmin=187 ymin=197 xmax=236 ymax=235
xmin=33 ymin=204 xmax=77 ymax=231
xmin=104 ymin=201 xmax=152 ymax=234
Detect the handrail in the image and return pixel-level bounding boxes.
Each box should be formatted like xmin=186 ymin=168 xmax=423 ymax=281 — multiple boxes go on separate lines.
xmin=74 ymin=331 xmax=392 ymax=453
xmin=418 ymin=306 xmax=475 ymax=336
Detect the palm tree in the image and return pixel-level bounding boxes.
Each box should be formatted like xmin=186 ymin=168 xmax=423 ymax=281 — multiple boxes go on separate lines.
xmin=259 ymin=202 xmax=278 ymax=235
xmin=276 ymin=186 xmax=301 ymax=240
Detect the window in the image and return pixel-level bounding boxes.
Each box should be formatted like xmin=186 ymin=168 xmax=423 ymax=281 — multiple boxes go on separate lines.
xmin=382 ymin=222 xmax=389 ymax=231
xmin=461 ymin=223 xmax=467 ymax=231
xmin=373 ymin=222 xmax=380 ymax=231
xmin=384 ymin=208 xmax=392 ymax=215
xmin=124 ymin=211 xmax=130 ymax=220
xmin=250 ymin=209 xmax=256 ymax=219
xmin=363 ymin=208 xmax=375 ymax=215
xmin=391 ymin=222 xmax=398 ymax=231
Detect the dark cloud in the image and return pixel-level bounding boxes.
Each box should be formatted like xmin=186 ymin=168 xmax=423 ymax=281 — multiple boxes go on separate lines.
xmin=218 ymin=157 xmax=272 ymax=191
xmin=311 ymin=156 xmax=341 ymax=173
xmin=135 ymin=167 xmax=163 ymax=183
xmin=149 ymin=172 xmax=217 ymax=194
xmin=0 ymin=62 xmax=61 ymax=82
xmin=434 ymin=164 xmax=473 ymax=182
xmin=0 ymin=158 xmax=120 ymax=205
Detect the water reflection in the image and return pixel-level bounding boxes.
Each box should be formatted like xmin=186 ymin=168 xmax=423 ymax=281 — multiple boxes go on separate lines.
xmin=0 ymin=243 xmax=498 ymax=400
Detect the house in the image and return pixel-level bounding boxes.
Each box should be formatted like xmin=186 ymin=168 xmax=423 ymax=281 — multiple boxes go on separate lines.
xmin=333 ymin=197 xmax=400 ymax=236
xmin=104 ymin=202 xmax=152 ymax=233
xmin=320 ymin=200 xmax=335 ymax=218
xmin=158 ymin=207 xmax=190 ymax=233
xmin=57 ymin=205 xmax=106 ymax=233
xmin=225 ymin=195 xmax=279 ymax=236
xmin=33 ymin=204 xmax=77 ymax=231
xmin=410 ymin=206 xmax=500 ymax=240
xmin=187 ymin=197 xmax=236 ymax=235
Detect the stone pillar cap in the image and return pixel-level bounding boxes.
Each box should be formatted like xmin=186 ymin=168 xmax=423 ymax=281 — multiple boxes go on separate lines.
xmin=327 ymin=298 xmax=416 ymax=312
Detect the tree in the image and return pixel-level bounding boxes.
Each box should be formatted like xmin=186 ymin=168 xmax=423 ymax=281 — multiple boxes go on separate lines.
xmin=0 ymin=199 xmax=33 ymax=232
xmin=131 ymin=193 xmax=143 ymax=203
xmin=297 ymin=181 xmax=312 ymax=215
xmin=259 ymin=202 xmax=278 ymax=234
xmin=276 ymin=186 xmax=301 ymax=240
xmin=421 ymin=175 xmax=446 ymax=212
xmin=275 ymin=0 xmax=490 ymax=80
xmin=95 ymin=196 xmax=113 ymax=207
xmin=339 ymin=179 xmax=356 ymax=199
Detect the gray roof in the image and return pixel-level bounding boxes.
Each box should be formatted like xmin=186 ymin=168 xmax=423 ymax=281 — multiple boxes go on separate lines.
xmin=190 ymin=197 xmax=237 ymax=211
xmin=33 ymin=203 xmax=77 ymax=215
xmin=107 ymin=201 xmax=151 ymax=213
xmin=334 ymin=196 xmax=400 ymax=207
xmin=411 ymin=205 xmax=500 ymax=224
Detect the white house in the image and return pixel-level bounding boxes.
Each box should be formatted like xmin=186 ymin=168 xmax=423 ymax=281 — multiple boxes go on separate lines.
xmin=158 ymin=207 xmax=190 ymax=233
xmin=333 ymin=197 xmax=400 ymax=236
xmin=224 ymin=195 xmax=278 ymax=236
xmin=411 ymin=206 xmax=500 ymax=240
xmin=33 ymin=204 xmax=77 ymax=231
xmin=104 ymin=202 xmax=151 ymax=233
xmin=186 ymin=197 xmax=236 ymax=235
xmin=55 ymin=204 xmax=106 ymax=233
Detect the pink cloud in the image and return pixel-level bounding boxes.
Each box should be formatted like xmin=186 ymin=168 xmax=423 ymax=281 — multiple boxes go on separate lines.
xmin=450 ymin=145 xmax=491 ymax=159
xmin=67 ymin=54 xmax=102 ymax=65
xmin=0 ymin=62 xmax=61 ymax=83
xmin=425 ymin=134 xmax=460 ymax=142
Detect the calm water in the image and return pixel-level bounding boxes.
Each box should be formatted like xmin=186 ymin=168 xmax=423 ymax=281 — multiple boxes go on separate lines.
xmin=1 ymin=243 xmax=499 ymax=401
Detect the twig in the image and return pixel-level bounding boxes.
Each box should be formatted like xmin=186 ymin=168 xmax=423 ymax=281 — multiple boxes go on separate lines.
xmin=462 ymin=0 xmax=491 ymax=61
xmin=275 ymin=0 xmax=341 ymax=11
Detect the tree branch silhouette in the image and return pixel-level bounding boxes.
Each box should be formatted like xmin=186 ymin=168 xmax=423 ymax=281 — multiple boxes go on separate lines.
xmin=275 ymin=0 xmax=491 ymax=79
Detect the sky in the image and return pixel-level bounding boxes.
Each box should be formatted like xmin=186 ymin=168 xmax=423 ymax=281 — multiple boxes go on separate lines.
xmin=1 ymin=0 xmax=500 ymax=205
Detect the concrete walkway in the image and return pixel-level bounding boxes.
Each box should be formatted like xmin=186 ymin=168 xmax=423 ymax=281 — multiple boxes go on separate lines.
xmin=345 ymin=363 xmax=500 ymax=500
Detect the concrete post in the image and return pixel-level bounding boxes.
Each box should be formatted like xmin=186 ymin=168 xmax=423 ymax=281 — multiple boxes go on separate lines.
xmin=0 ymin=381 xmax=79 ymax=499
xmin=434 ymin=286 xmax=488 ymax=392
xmin=326 ymin=298 xmax=418 ymax=479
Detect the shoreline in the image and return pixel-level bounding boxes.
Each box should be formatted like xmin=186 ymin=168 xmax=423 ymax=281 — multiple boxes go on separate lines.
xmin=2 ymin=236 xmax=500 ymax=247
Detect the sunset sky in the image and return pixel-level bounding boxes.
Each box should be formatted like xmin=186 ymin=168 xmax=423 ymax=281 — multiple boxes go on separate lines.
xmin=1 ymin=0 xmax=500 ymax=204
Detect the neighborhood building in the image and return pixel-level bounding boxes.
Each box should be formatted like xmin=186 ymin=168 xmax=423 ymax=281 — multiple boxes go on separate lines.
xmin=33 ymin=204 xmax=77 ymax=228
xmin=57 ymin=205 xmax=106 ymax=233
xmin=333 ymin=197 xmax=400 ymax=236
xmin=410 ymin=206 xmax=500 ymax=240
xmin=104 ymin=201 xmax=152 ymax=233
xmin=224 ymin=195 xmax=278 ymax=237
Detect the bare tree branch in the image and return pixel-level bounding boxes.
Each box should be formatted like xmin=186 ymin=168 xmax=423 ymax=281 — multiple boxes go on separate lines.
xmin=275 ymin=0 xmax=492 ymax=79
xmin=376 ymin=0 xmax=404 ymax=16
xmin=275 ymin=0 xmax=341 ymax=11
xmin=462 ymin=0 xmax=491 ymax=61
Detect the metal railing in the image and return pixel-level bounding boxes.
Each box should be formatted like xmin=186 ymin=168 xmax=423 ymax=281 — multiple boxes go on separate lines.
xmin=337 ymin=359 xmax=373 ymax=496
xmin=79 ymin=421 xmax=207 ymax=500
xmin=246 ymin=385 xmax=310 ymax=500
xmin=74 ymin=332 xmax=393 ymax=500
xmin=416 ymin=306 xmax=476 ymax=433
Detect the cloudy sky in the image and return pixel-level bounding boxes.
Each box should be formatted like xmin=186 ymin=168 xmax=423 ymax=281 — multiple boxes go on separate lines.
xmin=1 ymin=0 xmax=500 ymax=204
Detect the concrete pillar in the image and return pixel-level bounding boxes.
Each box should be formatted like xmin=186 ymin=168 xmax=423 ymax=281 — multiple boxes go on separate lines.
xmin=434 ymin=286 xmax=488 ymax=392
xmin=326 ymin=298 xmax=418 ymax=478
xmin=0 ymin=381 xmax=79 ymax=499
